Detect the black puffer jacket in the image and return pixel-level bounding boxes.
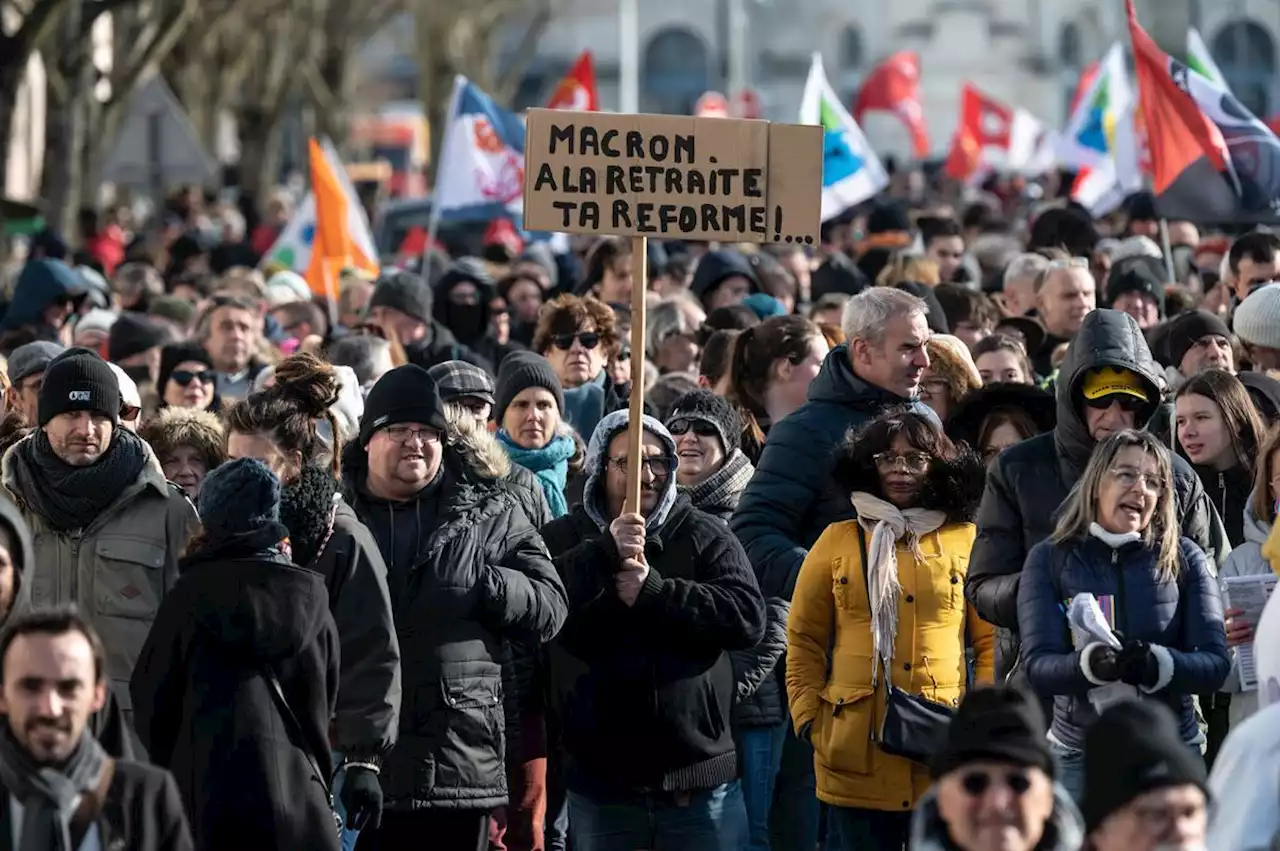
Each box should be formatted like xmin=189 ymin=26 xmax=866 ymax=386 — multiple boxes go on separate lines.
xmin=341 ymin=424 xmax=568 ymax=812
xmin=966 ymin=309 xmax=1230 ymax=682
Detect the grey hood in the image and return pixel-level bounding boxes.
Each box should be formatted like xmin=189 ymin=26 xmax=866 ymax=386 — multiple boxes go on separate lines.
xmin=908 ymin=783 xmax=1084 ymax=851
xmin=582 ymin=409 xmax=679 ymax=532
xmin=1242 ymin=486 xmax=1272 ymax=549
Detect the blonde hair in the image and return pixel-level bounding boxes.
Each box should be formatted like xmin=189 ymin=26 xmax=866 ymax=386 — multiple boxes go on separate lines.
xmin=1051 ymin=429 xmax=1181 ymax=579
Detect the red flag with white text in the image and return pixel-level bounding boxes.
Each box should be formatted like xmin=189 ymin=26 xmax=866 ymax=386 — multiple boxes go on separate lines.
xmin=546 ymin=51 xmax=599 ymax=112
xmin=853 ymin=52 xmax=930 ymax=157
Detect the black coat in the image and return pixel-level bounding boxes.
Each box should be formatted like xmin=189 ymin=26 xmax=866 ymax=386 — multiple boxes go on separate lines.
xmin=130 ymin=552 xmax=341 ymax=851
xmin=965 ymin=310 xmax=1230 ymax=682
xmin=342 ymin=431 xmax=568 ymax=812
xmin=0 ymin=760 xmax=193 ymax=851
xmin=404 ymin=320 xmax=496 ymax=376
xmin=541 ymin=496 xmax=765 ymax=798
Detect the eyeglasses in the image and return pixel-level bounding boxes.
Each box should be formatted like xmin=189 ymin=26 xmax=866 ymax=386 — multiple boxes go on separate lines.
xmin=917 ymin=378 xmax=951 ymax=401
xmin=551 ymin=331 xmax=600 ymax=351
xmin=1108 ymin=465 xmax=1164 ymax=494
xmin=171 ymin=369 xmax=215 ymax=386
xmin=872 ymin=451 xmax=931 ymax=474
xmin=606 ymin=455 xmax=674 ymax=477
xmin=383 ymin=425 xmax=442 ymax=445
xmin=1084 ymin=394 xmax=1146 ymax=413
xmin=667 ymin=419 xmax=720 ymax=439
xmin=959 ymin=769 xmax=1032 ymax=797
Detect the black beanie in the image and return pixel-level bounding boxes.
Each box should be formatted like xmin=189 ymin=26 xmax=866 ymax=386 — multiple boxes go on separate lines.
xmin=495 ymin=352 xmax=564 ymax=425
xmin=931 ymin=686 xmax=1054 ymax=780
xmin=108 ymin=312 xmax=171 ymax=363
xmin=368 ymin=270 xmax=433 ymax=326
xmin=1081 ymin=700 xmax=1207 ymax=833
xmin=666 ymin=389 xmax=742 ymax=454
xmin=38 ymin=347 xmax=122 ymax=426
xmin=360 ymin=364 xmax=447 ymax=446
xmin=1106 ymin=256 xmax=1167 ymax=316
xmin=894 ymin=281 xmax=950 ymax=335
xmin=1166 ymin=310 xmax=1231 ymax=371
xmin=157 ymin=342 xmax=214 ymax=397
xmin=197 ymin=457 xmax=286 ymax=543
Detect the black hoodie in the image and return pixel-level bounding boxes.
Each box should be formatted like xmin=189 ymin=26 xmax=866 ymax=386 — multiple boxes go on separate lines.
xmin=130 ymin=552 xmax=340 ymax=851
xmin=966 ymin=309 xmax=1229 ymax=682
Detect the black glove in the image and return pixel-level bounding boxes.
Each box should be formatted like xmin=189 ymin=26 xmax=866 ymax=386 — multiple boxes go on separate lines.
xmin=1117 ymin=639 xmax=1161 ymax=688
xmin=340 ymin=764 xmax=384 ymax=831
xmin=1084 ymin=644 xmax=1121 ymax=682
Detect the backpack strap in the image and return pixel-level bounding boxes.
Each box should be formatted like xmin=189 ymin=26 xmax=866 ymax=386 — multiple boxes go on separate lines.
xmin=68 ymin=757 xmax=115 ymax=849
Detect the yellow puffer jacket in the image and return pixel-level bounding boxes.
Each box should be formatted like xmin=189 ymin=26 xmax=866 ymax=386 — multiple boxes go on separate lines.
xmin=787 ymin=519 xmax=995 ymax=812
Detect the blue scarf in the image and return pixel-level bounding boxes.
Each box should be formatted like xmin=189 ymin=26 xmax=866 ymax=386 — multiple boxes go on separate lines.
xmin=497 ymin=429 xmax=576 ymax=518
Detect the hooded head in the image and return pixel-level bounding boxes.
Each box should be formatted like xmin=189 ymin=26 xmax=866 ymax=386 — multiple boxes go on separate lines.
xmin=432 ymin=257 xmax=495 ymax=345
xmin=0 ymin=493 xmax=34 ymax=627
xmin=583 ymin=409 xmax=680 ymax=532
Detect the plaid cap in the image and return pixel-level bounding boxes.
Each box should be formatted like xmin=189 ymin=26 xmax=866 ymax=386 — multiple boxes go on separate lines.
xmin=427 ymin=360 xmax=495 ymax=406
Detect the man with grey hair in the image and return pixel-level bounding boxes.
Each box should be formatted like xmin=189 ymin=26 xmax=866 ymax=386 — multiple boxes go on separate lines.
xmin=730 ymin=286 xmax=936 ymax=850
xmin=329 ymin=335 xmax=394 ymax=395
xmin=1001 ymin=252 xmax=1050 ymax=318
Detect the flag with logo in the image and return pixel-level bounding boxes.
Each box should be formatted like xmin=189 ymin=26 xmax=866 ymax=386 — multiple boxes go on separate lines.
xmin=1187 ymin=27 xmax=1229 ymax=89
xmin=262 ymin=138 xmax=379 ymax=296
xmin=546 ymin=51 xmax=599 ymax=111
xmin=433 ymin=76 xmax=527 ymax=222
xmin=1059 ymin=43 xmax=1144 ymax=215
xmin=799 ymin=53 xmax=888 ymax=222
xmin=853 ymin=51 xmax=930 ymax=158
xmin=1128 ymin=0 xmax=1280 ymax=221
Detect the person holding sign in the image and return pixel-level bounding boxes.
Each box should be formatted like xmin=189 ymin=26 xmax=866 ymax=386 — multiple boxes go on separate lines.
xmin=540 ymin=409 xmax=765 ymax=851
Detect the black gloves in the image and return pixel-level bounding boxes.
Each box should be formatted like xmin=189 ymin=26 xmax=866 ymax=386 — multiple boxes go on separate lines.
xmin=1117 ymin=639 xmax=1161 ymax=689
xmin=1086 ymin=645 xmax=1121 ymax=682
xmin=340 ymin=763 xmax=384 ymax=831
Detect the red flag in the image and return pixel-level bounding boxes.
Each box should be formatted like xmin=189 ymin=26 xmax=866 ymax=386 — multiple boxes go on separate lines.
xmin=546 ymin=51 xmax=599 ymax=112
xmin=943 ymin=84 xmax=1012 ymax=181
xmin=853 ymin=52 xmax=930 ymax=157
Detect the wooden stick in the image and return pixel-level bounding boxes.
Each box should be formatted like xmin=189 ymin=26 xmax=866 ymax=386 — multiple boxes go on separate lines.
xmin=623 ymin=235 xmax=649 ymax=515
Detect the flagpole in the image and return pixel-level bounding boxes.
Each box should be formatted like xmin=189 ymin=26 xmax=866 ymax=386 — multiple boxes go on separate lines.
xmin=1158 ymin=218 xmax=1176 ymax=282
xmin=619 ymin=0 xmax=639 ymax=113
xmin=423 ymin=77 xmax=465 ymax=279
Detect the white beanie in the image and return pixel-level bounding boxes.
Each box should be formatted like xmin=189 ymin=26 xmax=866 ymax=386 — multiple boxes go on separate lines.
xmin=265 ymin=270 xmax=312 ymax=307
xmin=1234 ymin=284 xmax=1280 ymax=349
xmin=74 ymin=308 xmax=118 ymax=339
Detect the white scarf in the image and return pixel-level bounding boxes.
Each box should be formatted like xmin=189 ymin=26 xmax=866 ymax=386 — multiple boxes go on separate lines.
xmin=849 ymin=492 xmax=947 ymax=683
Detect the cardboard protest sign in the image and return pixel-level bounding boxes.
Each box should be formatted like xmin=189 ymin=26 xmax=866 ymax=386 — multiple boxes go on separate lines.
xmin=523 ymin=109 xmax=823 ymax=244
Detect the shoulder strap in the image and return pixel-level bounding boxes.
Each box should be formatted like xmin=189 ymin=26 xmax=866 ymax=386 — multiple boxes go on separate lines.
xmin=68 ymin=757 xmax=115 ymax=849
xmin=262 ymin=666 xmax=333 ymax=802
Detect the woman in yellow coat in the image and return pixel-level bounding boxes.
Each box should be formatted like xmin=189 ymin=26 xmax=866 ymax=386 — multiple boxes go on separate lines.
xmin=787 ymin=408 xmax=995 ymax=851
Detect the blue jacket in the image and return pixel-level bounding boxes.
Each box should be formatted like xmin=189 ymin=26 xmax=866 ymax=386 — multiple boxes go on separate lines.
xmin=0 ymin=258 xmax=84 ymax=331
xmin=730 ymin=344 xmax=935 ymax=599
xmin=1018 ymin=534 xmax=1229 ymax=751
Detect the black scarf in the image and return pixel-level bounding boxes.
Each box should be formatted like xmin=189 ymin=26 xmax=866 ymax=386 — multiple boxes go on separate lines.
xmin=0 ymin=725 xmax=109 ymax=851
xmin=281 ymin=464 xmax=338 ymax=568
xmin=16 ymin=429 xmax=149 ymax=533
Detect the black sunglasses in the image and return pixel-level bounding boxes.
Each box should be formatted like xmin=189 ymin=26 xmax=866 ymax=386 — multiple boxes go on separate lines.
xmin=1084 ymin=394 xmax=1146 ymax=413
xmin=960 ymin=769 xmax=1032 ymax=797
xmin=171 ymin=369 xmax=215 ymax=386
xmin=552 ymin=332 xmax=600 ymax=351
xmin=668 ymin=418 xmax=720 ymax=438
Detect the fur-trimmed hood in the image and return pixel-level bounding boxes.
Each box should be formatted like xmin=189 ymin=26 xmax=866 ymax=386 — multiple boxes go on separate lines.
xmin=138 ymin=406 xmax=227 ymax=469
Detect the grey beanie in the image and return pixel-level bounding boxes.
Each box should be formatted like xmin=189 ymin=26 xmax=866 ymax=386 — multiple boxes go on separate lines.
xmin=1234 ymin=284 xmax=1280 ymax=349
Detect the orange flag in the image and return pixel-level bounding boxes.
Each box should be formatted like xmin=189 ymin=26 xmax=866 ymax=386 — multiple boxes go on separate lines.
xmin=304 ymin=138 xmax=379 ymax=299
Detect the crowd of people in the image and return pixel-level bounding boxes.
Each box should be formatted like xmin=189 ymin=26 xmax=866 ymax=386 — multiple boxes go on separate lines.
xmin=0 ymin=186 xmax=1278 ymax=851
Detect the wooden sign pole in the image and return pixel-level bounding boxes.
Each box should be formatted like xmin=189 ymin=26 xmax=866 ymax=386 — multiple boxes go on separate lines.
xmin=623 ymin=234 xmax=649 ymax=516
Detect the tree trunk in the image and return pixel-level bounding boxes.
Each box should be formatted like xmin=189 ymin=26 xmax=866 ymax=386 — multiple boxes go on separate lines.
xmin=236 ymin=104 xmax=285 ymax=202
xmin=0 ymin=63 xmax=23 ymax=200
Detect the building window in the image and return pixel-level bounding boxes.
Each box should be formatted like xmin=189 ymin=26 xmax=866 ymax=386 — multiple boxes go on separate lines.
xmin=1059 ymin=22 xmax=1084 ymax=122
xmin=1213 ymin=19 xmax=1275 ymax=118
xmin=642 ymin=27 xmax=710 ymax=115
xmin=840 ymin=25 xmax=864 ymax=70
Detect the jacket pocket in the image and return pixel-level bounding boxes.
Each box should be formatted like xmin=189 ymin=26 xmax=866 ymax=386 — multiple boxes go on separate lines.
xmin=92 ymin=536 xmax=166 ymax=620
xmin=432 ymin=673 xmax=506 ymax=793
xmin=944 ymin=555 xmax=969 ymax=612
xmin=811 ymin=685 xmax=875 ymax=775
xmin=832 ymin=556 xmax=864 ymax=614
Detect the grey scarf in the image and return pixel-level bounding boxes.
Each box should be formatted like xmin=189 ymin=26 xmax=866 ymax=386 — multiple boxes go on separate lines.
xmin=0 ymin=726 xmax=109 ymax=851
xmin=684 ymin=450 xmax=755 ymax=518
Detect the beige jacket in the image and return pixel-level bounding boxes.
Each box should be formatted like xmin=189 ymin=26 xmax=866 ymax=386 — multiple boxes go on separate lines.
xmin=2 ymin=435 xmax=198 ymax=711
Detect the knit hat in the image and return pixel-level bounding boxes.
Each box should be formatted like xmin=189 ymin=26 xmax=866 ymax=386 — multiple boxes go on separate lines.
xmin=368 ymin=270 xmax=433 ymax=326
xmin=1081 ymin=700 xmax=1207 ymax=833
xmin=107 ymin=312 xmax=171 ymax=363
xmin=197 ymin=457 xmax=285 ymax=542
xmin=866 ymin=201 xmax=912 ymax=235
xmin=74 ymin=309 xmax=117 ymax=341
xmin=148 ymin=295 xmax=196 ymax=328
xmin=1233 ymin=284 xmax=1280 ymax=349
xmin=428 ymin=360 xmax=496 ymax=406
xmin=38 ymin=347 xmax=122 ymax=426
xmin=7 ymin=341 xmax=65 ymax=385
xmin=157 ymin=342 xmax=215 ymax=397
xmin=1165 ymin=310 xmax=1232 ymax=371
xmin=138 ymin=406 xmax=227 ymax=470
xmin=264 ymin=270 xmax=312 ymax=307
xmin=930 ymin=686 xmax=1054 ymax=780
xmin=1106 ymin=256 xmax=1167 ymax=316
xmin=494 ymin=352 xmax=564 ymax=424
xmin=666 ymin=389 xmax=742 ymax=454
xmin=742 ymin=292 xmax=788 ymax=319
xmin=925 ymin=335 xmax=983 ymax=399
xmin=360 ymin=364 xmax=447 ymax=445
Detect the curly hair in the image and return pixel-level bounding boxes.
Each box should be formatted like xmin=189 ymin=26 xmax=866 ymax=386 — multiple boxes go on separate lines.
xmin=532 ymin=294 xmax=621 ymax=360
xmin=832 ymin=407 xmax=985 ymax=523
xmin=224 ymin=352 xmax=343 ymax=476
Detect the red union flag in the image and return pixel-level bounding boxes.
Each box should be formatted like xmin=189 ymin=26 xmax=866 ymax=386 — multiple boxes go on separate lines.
xmin=853 ymin=51 xmax=930 ymax=157
xmin=546 ymin=51 xmax=599 ymax=112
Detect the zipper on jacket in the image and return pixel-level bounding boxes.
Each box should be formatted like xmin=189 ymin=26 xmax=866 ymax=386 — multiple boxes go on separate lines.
xmin=1113 ymin=548 xmax=1129 ymax=637
xmin=1218 ymin=472 xmax=1227 ymax=526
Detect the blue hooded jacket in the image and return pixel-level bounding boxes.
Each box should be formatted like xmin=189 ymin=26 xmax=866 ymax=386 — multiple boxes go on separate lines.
xmin=1 ymin=259 xmax=84 ymax=331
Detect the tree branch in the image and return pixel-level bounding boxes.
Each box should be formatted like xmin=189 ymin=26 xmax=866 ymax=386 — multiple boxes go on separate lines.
xmin=0 ymin=0 xmax=66 ymax=66
xmin=493 ymin=0 xmax=552 ymax=104
xmin=115 ymin=0 xmax=198 ymax=98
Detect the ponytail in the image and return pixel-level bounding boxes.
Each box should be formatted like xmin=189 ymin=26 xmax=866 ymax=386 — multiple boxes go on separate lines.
xmin=226 ymin=353 xmax=344 ymax=477
xmin=727 ymin=326 xmax=768 ymax=455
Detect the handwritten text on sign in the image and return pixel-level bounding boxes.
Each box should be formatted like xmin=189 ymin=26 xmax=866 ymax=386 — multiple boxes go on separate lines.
xmin=522 ymin=109 xmax=822 ymax=243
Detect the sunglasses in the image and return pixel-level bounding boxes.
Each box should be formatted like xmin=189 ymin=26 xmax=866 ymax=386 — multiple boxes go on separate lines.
xmin=551 ymin=332 xmax=599 ymax=351
xmin=668 ymin=418 xmax=720 ymax=438
xmin=1084 ymin=394 xmax=1145 ymax=413
xmin=171 ymin=369 xmax=215 ymax=386
xmin=960 ymin=769 xmax=1032 ymax=797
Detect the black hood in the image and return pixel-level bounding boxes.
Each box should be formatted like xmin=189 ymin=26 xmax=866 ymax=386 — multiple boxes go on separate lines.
xmin=1053 ymin=309 xmax=1163 ymax=471
xmin=0 ymin=493 xmax=33 ymax=619
xmin=432 ymin=258 xmax=495 ymax=345
xmin=690 ymin=250 xmax=760 ymax=304
xmin=182 ymin=558 xmax=330 ymax=663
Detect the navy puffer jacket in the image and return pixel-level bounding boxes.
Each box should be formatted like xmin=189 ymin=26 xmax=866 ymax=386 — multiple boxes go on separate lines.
xmin=1017 ymin=533 xmax=1229 ymax=752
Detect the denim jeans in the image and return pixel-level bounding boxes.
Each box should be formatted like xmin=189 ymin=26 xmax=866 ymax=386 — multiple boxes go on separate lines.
xmin=735 ymin=722 xmax=788 ymax=851
xmin=769 ymin=722 xmax=820 ymax=851
xmin=826 ymin=806 xmax=912 ymax=851
xmin=567 ymin=780 xmax=747 ymax=851
xmin=1048 ymin=739 xmax=1086 ymax=805
xmin=332 ymin=751 xmax=360 ymax=851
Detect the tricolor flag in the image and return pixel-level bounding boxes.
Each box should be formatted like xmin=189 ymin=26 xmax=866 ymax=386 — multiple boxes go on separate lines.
xmin=433 ymin=76 xmax=527 ymax=222
xmin=1128 ymin=0 xmax=1280 ymax=221
xmin=853 ymin=51 xmax=930 ymax=158
xmin=546 ymin=51 xmax=599 ymax=112
xmin=263 ymin=138 xmax=379 ymax=297
xmin=799 ymin=53 xmax=888 ymax=222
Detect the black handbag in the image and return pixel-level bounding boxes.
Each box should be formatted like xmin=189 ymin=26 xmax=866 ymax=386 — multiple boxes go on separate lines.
xmin=857 ymin=524 xmax=955 ymax=765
